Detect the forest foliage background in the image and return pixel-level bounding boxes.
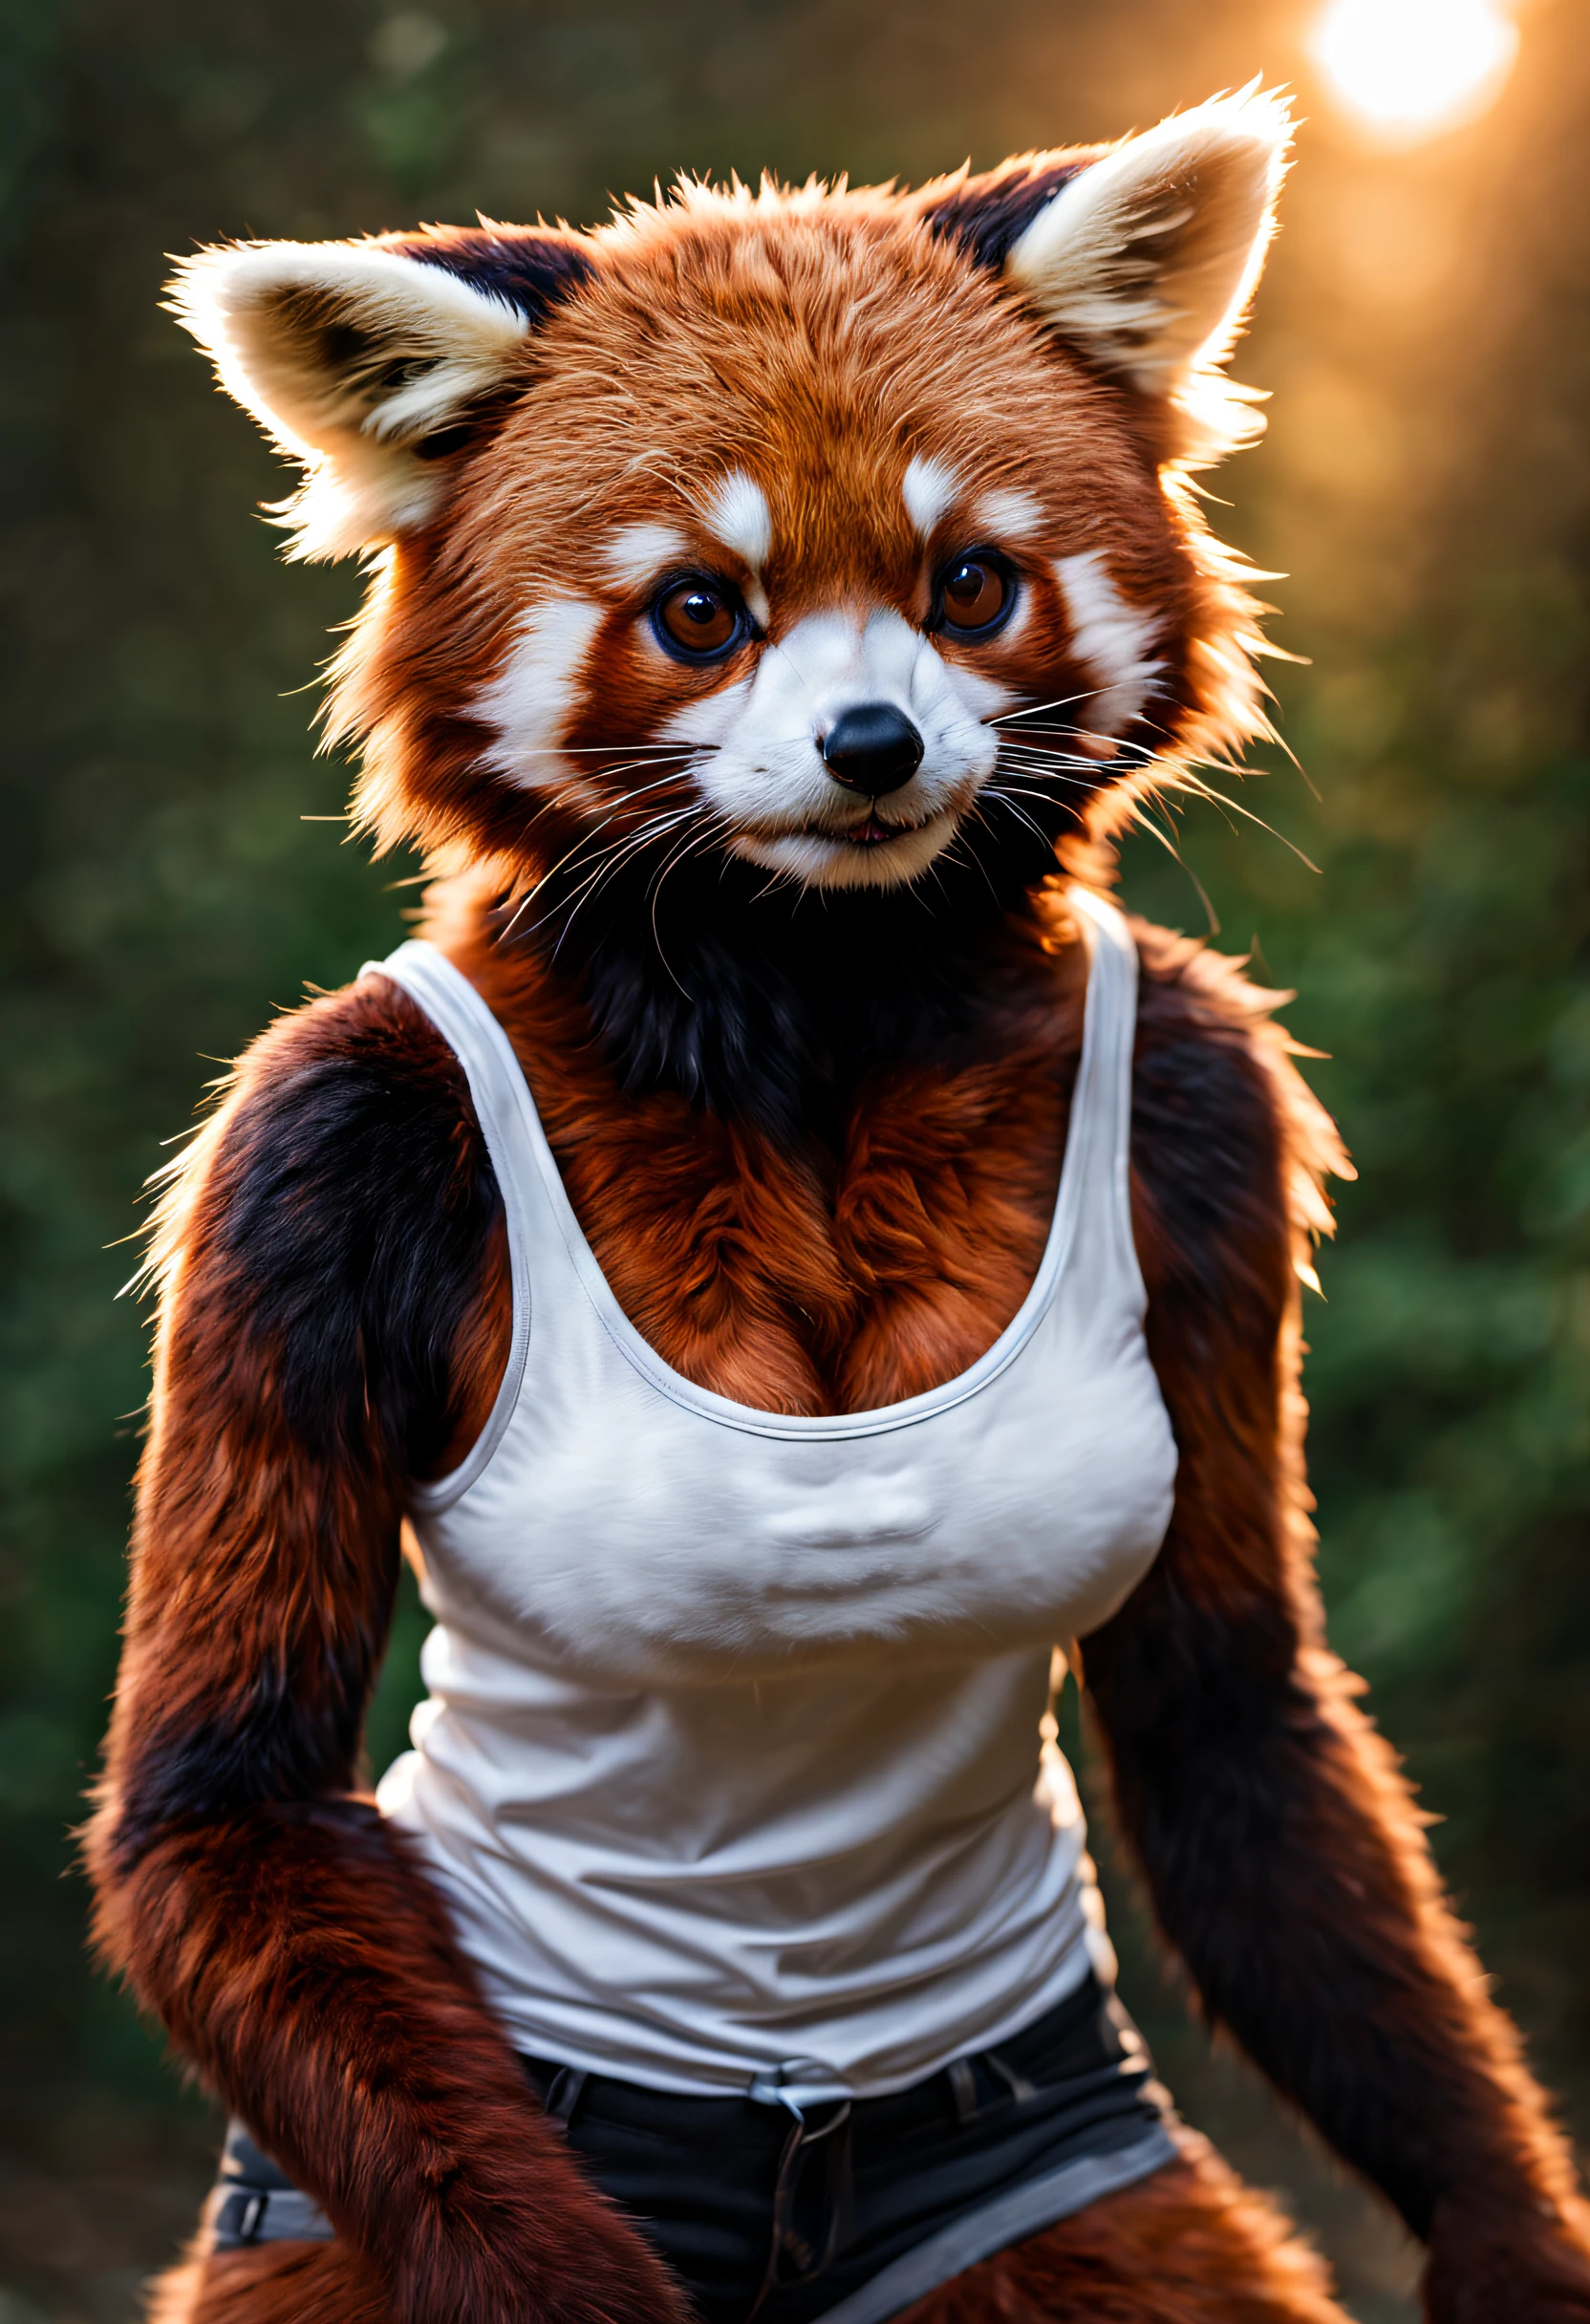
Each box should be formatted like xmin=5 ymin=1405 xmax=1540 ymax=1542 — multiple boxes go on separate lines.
xmin=0 ymin=2 xmax=1585 ymax=2318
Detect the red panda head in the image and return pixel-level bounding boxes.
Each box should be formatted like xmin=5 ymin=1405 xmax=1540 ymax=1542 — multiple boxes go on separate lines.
xmin=172 ymin=89 xmax=1289 ymax=909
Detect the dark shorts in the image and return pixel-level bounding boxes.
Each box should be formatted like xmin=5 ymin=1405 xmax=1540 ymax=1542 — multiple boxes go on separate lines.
xmin=208 ymin=1971 xmax=1178 ymax=2324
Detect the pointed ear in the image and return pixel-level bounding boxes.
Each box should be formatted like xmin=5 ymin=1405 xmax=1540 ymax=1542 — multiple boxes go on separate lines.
xmin=929 ymin=89 xmax=1291 ymax=464
xmin=167 ymin=225 xmax=592 ymax=558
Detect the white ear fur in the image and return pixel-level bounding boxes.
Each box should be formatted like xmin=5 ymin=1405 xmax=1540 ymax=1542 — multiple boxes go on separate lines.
xmin=167 ymin=241 xmax=530 ymax=559
xmin=1005 ymin=86 xmax=1291 ymax=463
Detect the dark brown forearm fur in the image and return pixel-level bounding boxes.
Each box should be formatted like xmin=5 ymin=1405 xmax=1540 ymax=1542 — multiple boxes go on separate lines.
xmin=1085 ymin=922 xmax=1590 ymax=2311
xmin=86 ymin=977 xmax=685 ymax=2324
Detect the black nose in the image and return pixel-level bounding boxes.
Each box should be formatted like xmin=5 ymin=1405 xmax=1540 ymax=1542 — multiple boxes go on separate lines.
xmin=821 ymin=703 xmax=924 ymax=796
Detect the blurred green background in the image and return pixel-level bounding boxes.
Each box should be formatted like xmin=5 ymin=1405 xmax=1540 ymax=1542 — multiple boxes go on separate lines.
xmin=1 ymin=1 xmax=1584 ymax=2317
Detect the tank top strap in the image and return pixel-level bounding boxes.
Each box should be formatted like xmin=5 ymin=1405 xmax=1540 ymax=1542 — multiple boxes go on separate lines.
xmin=363 ymin=894 xmax=1146 ymax=1482
xmin=1061 ymin=889 xmax=1146 ymax=1317
xmin=363 ymin=938 xmax=540 ymax=1508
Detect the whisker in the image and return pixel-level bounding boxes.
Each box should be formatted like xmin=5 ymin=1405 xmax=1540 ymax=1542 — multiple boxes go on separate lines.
xmin=985 ymin=687 xmax=1111 ymax=728
xmin=1118 ymin=794 xmax=1221 ymax=936
xmin=647 ymin=814 xmax=722 ymax=994
xmin=551 ymin=804 xmax=702 ymax=913
xmin=989 ymin=764 xmax=1100 ymax=796
xmin=996 ymin=723 xmax=1173 ymax=768
xmin=494 ymin=741 xmax=704 ymax=758
xmin=503 ymin=806 xmax=691 ymax=949
xmin=543 ymin=805 xmax=706 ymax=952
xmin=574 ymin=763 xmax=704 ymax=811
xmin=500 ymin=764 xmax=708 ymax=938
xmin=994 ymin=748 xmax=1105 ymax=774
xmin=999 ymin=731 xmax=1160 ymax=769
xmin=1160 ymin=768 xmax=1321 ymax=874
xmin=980 ymin=792 xmax=1058 ymax=850
xmin=938 ymin=821 xmax=1003 ymax=910
xmin=986 ymin=695 xmax=1319 ymax=885
xmin=744 ymin=856 xmax=810 ymax=909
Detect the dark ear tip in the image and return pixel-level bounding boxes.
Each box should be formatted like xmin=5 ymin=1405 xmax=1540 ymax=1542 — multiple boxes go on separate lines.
xmin=919 ymin=148 xmax=1104 ymax=273
xmin=382 ymin=223 xmax=596 ymax=327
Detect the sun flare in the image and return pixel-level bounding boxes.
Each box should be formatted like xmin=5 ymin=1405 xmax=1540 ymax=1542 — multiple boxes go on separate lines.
xmin=1311 ymin=0 xmax=1519 ymax=142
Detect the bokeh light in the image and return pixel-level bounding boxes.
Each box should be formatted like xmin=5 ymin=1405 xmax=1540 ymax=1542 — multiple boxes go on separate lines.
xmin=1311 ymin=0 xmax=1519 ymax=142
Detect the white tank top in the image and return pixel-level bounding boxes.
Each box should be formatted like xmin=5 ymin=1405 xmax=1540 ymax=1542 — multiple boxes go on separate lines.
xmin=374 ymin=889 xmax=1177 ymax=2102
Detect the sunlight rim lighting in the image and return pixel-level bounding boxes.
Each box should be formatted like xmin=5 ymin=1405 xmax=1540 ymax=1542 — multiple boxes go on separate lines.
xmin=1311 ymin=0 xmax=1519 ymax=145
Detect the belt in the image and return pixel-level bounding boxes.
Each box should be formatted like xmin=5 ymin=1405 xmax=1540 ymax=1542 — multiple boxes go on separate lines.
xmin=207 ymin=1972 xmax=1177 ymax=2324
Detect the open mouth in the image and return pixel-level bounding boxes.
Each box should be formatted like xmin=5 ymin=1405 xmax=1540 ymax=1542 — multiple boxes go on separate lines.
xmin=728 ymin=803 xmax=963 ymax=890
xmin=833 ymin=812 xmax=931 ymax=848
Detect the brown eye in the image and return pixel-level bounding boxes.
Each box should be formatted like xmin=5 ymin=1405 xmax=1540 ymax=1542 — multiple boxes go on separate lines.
xmin=654 ymin=577 xmax=743 ymax=660
xmin=938 ymin=554 xmax=1015 ymax=637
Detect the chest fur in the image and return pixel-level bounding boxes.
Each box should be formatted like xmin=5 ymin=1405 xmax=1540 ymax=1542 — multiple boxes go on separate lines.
xmin=458 ymin=920 xmax=1085 ymax=1419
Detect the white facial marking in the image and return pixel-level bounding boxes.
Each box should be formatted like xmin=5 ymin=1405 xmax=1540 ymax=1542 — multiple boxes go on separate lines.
xmin=681 ymin=606 xmax=1009 ymax=892
xmin=901 ymin=454 xmax=962 ymax=539
xmin=475 ymin=594 xmax=606 ymax=805
xmin=660 ymin=675 xmax=755 ymax=751
xmin=974 ymin=486 xmax=1046 ymax=542
xmin=1054 ymin=552 xmax=1167 ymax=744
xmin=700 ymin=470 xmax=773 ymax=573
xmin=599 ymin=521 xmax=692 ymax=594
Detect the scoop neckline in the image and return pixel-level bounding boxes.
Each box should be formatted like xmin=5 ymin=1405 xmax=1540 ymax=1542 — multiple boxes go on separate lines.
xmin=422 ymin=893 xmax=1108 ymax=1450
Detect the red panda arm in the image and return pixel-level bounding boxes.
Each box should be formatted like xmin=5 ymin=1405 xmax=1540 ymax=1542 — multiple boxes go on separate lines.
xmin=1082 ymin=929 xmax=1590 ymax=2317
xmin=85 ymin=977 xmax=686 ymax=2324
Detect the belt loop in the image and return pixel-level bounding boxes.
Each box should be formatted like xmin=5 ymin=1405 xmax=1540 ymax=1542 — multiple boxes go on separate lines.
xmin=946 ymin=2055 xmax=979 ymax=2125
xmin=543 ymin=2066 xmax=589 ymax=2132
xmin=982 ymin=2047 xmax=1039 ymax=2105
xmin=747 ymin=2098 xmax=854 ymax=2318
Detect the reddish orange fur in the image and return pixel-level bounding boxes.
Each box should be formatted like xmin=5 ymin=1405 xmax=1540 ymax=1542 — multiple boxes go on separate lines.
xmin=147 ymin=2241 xmax=391 ymax=2324
xmin=902 ymin=2147 xmax=1348 ymax=2324
xmin=423 ymin=862 xmax=1085 ymax=1419
xmin=327 ymin=199 xmax=1253 ymax=882
xmin=91 ymin=155 xmax=1590 ymax=2324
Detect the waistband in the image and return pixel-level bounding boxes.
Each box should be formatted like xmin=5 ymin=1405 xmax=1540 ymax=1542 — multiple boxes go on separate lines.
xmin=207 ymin=1973 xmax=1178 ymax=2324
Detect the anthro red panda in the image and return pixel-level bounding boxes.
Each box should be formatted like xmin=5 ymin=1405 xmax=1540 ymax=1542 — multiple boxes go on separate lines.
xmin=88 ymin=87 xmax=1590 ymax=2324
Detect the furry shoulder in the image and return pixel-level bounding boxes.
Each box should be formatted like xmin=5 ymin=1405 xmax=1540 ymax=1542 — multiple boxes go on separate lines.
xmin=143 ymin=972 xmax=504 ymax=1482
